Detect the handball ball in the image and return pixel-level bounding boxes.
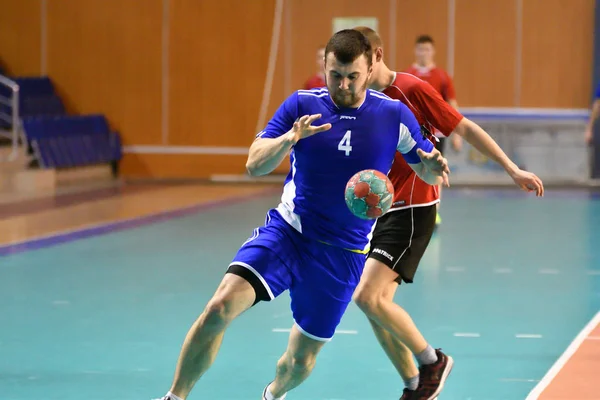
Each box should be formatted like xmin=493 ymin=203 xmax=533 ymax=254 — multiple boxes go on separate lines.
xmin=344 ymin=169 xmax=394 ymax=220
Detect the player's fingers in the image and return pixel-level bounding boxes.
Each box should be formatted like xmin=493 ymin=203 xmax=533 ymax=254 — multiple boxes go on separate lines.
xmin=298 ymin=115 xmax=310 ymax=126
xmin=306 ymin=114 xmax=322 ymax=125
xmin=438 ymin=157 xmax=450 ymax=174
xmin=310 ymin=123 xmax=332 ymax=134
xmin=523 ymin=175 xmax=543 ymax=197
xmin=442 ymin=171 xmax=450 ymax=187
xmin=536 ymin=177 xmax=545 ymax=197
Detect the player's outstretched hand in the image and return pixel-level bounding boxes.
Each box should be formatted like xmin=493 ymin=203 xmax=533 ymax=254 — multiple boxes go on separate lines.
xmin=290 ymin=114 xmax=332 ymax=143
xmin=510 ymin=169 xmax=544 ymax=197
xmin=417 ymin=147 xmax=450 ymax=176
xmin=416 ymin=148 xmax=450 ymax=187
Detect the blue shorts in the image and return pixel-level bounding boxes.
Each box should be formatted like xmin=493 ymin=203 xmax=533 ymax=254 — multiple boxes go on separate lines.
xmin=228 ymin=209 xmax=366 ymax=341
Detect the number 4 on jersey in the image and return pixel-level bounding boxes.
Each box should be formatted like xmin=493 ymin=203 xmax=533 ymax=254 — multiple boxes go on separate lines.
xmin=338 ymin=130 xmax=352 ymax=156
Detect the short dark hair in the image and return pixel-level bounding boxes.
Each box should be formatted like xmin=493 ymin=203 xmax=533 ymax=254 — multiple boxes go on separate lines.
xmin=325 ymin=29 xmax=372 ymax=67
xmin=415 ymin=35 xmax=434 ymax=45
xmin=353 ymin=26 xmax=383 ymax=48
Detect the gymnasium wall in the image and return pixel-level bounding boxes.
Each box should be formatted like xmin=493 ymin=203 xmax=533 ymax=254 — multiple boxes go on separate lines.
xmin=0 ymin=0 xmax=595 ymax=178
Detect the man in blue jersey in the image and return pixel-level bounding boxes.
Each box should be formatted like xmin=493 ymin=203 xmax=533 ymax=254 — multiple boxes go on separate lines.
xmin=154 ymin=30 xmax=449 ymax=400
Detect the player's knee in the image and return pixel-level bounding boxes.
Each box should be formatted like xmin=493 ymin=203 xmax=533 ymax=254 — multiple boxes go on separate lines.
xmin=201 ymin=273 xmax=256 ymax=329
xmin=279 ymin=352 xmax=317 ymax=376
xmin=353 ymin=285 xmax=384 ymax=316
xmin=203 ymin=294 xmax=238 ymax=328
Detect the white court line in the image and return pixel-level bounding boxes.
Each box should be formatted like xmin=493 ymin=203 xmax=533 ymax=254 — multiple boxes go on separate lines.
xmin=525 ymin=311 xmax=600 ymax=400
xmin=516 ymin=334 xmax=543 ymax=339
xmin=446 ymin=266 xmax=466 ymax=272
xmin=499 ymin=378 xmax=540 ymax=383
xmin=272 ymin=328 xmax=357 ymax=334
xmin=586 ymin=270 xmax=600 ymax=276
xmin=538 ymin=269 xmax=559 ymax=274
xmin=493 ymin=268 xmax=513 ymax=274
xmin=453 ymin=332 xmax=481 ymax=337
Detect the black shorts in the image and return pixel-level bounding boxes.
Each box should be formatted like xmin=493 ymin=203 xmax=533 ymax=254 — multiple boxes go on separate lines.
xmin=368 ymin=204 xmax=437 ymax=284
xmin=435 ymin=137 xmax=446 ymax=155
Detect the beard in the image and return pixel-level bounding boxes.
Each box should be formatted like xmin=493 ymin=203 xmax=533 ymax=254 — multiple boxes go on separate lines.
xmin=329 ymin=78 xmax=369 ymax=108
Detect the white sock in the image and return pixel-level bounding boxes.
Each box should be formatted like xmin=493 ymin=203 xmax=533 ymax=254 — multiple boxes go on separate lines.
xmin=264 ymin=383 xmax=286 ymax=400
xmin=165 ymin=392 xmax=183 ymax=400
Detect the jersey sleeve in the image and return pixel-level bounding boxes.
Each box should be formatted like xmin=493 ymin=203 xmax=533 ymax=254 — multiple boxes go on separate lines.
xmin=256 ymin=92 xmax=299 ymax=139
xmin=595 ymin=82 xmax=600 ymax=99
xmin=410 ymin=79 xmax=463 ymax=136
xmin=396 ymin=102 xmax=434 ymax=164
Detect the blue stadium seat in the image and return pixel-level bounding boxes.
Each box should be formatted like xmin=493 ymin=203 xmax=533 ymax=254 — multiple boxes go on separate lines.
xmin=22 ymin=114 xmax=122 ymax=169
xmin=14 ymin=77 xmax=55 ymax=96
xmin=0 ymin=77 xmax=66 ymax=129
xmin=20 ymin=94 xmax=66 ymax=117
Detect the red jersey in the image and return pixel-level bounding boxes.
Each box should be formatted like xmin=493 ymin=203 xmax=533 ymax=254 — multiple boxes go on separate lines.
xmin=383 ymin=72 xmax=463 ymax=210
xmin=303 ymin=74 xmax=326 ymax=89
xmin=403 ymin=65 xmax=456 ymax=102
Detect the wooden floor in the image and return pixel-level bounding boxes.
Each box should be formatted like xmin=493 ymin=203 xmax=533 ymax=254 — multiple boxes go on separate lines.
xmin=0 ymin=182 xmax=277 ymax=247
xmin=536 ymin=315 xmax=600 ymax=400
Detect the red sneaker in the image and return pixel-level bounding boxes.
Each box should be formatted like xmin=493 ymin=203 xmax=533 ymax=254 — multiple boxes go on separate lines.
xmin=414 ymin=349 xmax=453 ymax=400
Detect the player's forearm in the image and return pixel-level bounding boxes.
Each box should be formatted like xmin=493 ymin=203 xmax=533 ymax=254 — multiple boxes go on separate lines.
xmin=455 ymin=118 xmax=519 ymax=175
xmin=246 ymin=133 xmax=296 ymax=176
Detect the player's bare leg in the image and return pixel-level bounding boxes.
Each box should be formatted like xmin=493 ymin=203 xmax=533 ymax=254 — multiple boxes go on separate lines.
xmin=263 ymin=325 xmax=326 ymax=399
xmin=367 ymin=281 xmax=419 ymax=384
xmin=164 ymin=273 xmax=256 ymax=400
xmin=354 ymin=258 xmax=453 ymax=399
xmin=354 ymin=259 xmax=430 ymax=353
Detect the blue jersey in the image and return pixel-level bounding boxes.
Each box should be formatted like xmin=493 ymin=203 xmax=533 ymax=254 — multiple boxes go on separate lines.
xmin=257 ymin=88 xmax=434 ymax=252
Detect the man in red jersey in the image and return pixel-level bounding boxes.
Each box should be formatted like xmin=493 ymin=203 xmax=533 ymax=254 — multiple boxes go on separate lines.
xmin=405 ymin=35 xmax=462 ymax=225
xmin=303 ymin=45 xmax=326 ymax=89
xmin=405 ymin=34 xmax=461 ymax=153
xmin=351 ymin=27 xmax=544 ymax=400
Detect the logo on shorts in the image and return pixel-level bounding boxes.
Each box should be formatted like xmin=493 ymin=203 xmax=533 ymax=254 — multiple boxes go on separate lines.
xmin=372 ymin=248 xmax=394 ymax=262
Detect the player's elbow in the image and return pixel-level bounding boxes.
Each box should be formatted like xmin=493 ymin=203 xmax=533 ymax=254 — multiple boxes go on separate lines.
xmin=246 ymin=167 xmax=265 ymax=177
xmin=454 ymin=117 xmax=475 ymax=139
xmin=245 ymin=158 xmax=266 ymax=177
xmin=245 ymin=160 xmax=260 ymax=176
